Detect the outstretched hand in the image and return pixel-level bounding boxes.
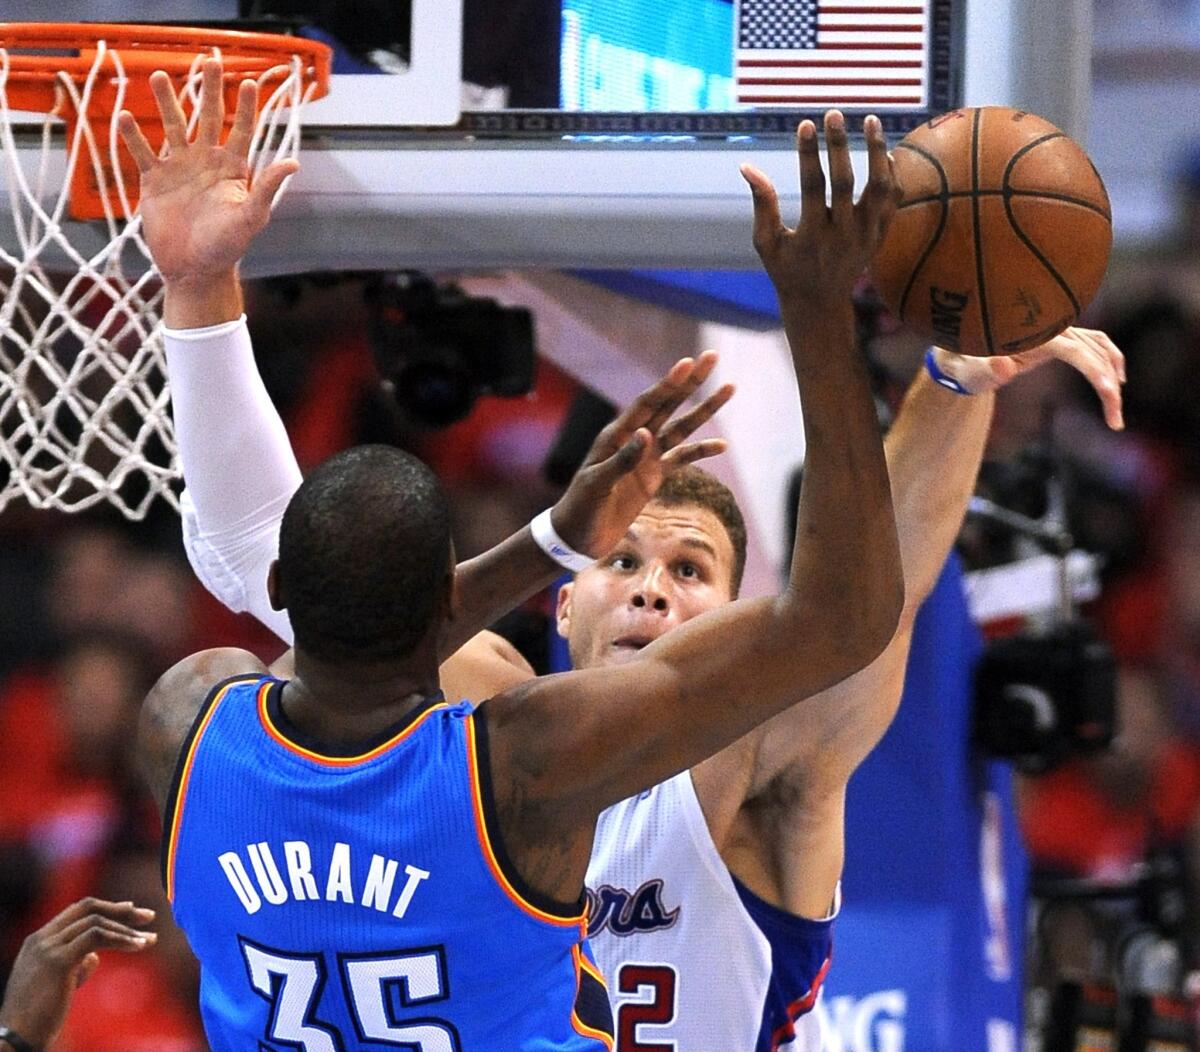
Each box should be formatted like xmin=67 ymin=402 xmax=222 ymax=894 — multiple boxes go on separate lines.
xmin=0 ymin=898 xmax=157 ymax=1050
xmin=118 ymin=57 xmax=298 ymax=285
xmin=930 ymin=327 xmax=1126 ymax=430
xmin=551 ymin=353 xmax=735 ymax=557
xmin=740 ymin=111 xmax=901 ymax=303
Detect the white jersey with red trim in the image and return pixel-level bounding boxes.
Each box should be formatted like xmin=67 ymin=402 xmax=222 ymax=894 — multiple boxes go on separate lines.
xmin=586 ymin=770 xmax=834 ymax=1051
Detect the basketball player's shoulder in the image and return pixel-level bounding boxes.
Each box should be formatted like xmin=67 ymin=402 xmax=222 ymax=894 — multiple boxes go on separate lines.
xmin=139 ymin=647 xmax=270 ymax=810
xmin=441 ymin=630 xmax=535 ymax=703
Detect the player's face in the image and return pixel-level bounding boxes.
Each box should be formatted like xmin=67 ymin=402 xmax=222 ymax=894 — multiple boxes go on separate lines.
xmin=556 ymin=500 xmax=736 ymax=669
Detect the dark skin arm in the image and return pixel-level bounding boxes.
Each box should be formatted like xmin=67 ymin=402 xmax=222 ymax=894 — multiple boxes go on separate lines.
xmin=139 ymin=647 xmax=268 ymax=813
xmin=0 ymin=898 xmax=158 ymax=1051
xmin=482 ymin=111 xmax=906 ymax=904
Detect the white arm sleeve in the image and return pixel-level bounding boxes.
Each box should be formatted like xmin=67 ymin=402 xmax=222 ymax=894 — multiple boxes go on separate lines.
xmin=164 ymin=316 xmax=298 ymax=644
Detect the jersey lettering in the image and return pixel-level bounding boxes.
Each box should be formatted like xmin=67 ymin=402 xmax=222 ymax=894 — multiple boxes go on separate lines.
xmin=219 ymin=839 xmax=432 ymax=919
xmin=340 ymin=948 xmax=461 ymax=1049
xmin=284 ymin=840 xmax=319 ymax=900
xmin=240 ymin=938 xmax=460 ymax=1051
xmin=616 ymin=963 xmax=678 ymax=1051
xmin=587 ymin=880 xmax=680 ymax=937
xmin=241 ymin=940 xmax=340 ymax=1052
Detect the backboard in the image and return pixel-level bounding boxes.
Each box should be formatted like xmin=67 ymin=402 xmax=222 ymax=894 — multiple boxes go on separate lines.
xmin=0 ymin=0 xmax=1094 ymax=273
xmin=1 ymin=0 xmax=463 ymax=125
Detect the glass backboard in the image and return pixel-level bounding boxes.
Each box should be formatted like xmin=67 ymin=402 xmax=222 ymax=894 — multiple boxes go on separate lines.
xmin=0 ymin=0 xmax=463 ymax=125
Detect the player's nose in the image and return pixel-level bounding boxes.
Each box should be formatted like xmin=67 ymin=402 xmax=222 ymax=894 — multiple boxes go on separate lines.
xmin=629 ymin=565 xmax=670 ymax=613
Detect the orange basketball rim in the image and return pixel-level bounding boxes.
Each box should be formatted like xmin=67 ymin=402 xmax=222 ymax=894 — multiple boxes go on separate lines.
xmin=0 ymin=22 xmax=331 ymax=220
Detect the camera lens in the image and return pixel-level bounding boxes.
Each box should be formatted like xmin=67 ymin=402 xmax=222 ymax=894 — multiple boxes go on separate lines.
xmin=395 ymin=359 xmax=476 ymax=427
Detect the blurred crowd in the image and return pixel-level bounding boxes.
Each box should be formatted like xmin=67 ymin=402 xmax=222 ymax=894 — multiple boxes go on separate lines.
xmin=1010 ymin=172 xmax=1200 ymax=959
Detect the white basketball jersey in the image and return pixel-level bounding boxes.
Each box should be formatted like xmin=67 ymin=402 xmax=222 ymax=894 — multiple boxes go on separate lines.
xmin=586 ymin=771 xmax=834 ymax=1051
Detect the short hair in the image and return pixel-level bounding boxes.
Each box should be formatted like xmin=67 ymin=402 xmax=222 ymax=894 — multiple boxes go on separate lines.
xmin=652 ymin=467 xmax=747 ymax=596
xmin=277 ymin=445 xmax=452 ymax=663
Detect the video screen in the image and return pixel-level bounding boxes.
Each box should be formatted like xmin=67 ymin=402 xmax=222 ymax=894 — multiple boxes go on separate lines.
xmin=561 ymin=0 xmax=735 ymax=112
xmin=472 ymin=0 xmax=959 ymax=137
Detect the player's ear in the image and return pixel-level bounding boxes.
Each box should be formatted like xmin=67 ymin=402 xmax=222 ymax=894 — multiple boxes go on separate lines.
xmin=267 ymin=560 xmax=284 ymax=611
xmin=555 ymin=580 xmax=574 ymax=639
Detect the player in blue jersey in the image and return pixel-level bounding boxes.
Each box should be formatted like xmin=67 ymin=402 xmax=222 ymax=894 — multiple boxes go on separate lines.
xmin=123 ymin=61 xmax=906 ymax=1050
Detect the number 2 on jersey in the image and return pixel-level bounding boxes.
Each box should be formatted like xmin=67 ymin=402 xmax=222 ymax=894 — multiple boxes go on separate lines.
xmin=616 ymin=963 xmax=678 ymax=1051
xmin=241 ymin=938 xmax=461 ymax=1050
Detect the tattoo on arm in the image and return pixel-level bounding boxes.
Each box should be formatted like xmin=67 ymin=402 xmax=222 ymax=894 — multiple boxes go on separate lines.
xmin=138 ymin=692 xmax=203 ymax=814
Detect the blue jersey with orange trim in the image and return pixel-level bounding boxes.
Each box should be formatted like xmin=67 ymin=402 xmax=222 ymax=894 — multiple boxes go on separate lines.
xmin=165 ymin=675 xmax=613 ymax=1051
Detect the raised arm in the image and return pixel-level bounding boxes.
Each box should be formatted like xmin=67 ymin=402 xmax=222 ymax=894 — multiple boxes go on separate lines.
xmin=485 ymin=112 xmax=905 ymax=838
xmin=128 ymin=59 xmax=735 ymax=675
xmin=732 ymin=325 xmax=1127 ymax=800
xmin=124 ymin=62 xmax=303 ymax=642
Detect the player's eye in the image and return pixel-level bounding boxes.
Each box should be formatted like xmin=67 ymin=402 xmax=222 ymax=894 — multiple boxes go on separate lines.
xmin=609 ymin=553 xmax=637 ymax=572
xmin=677 ymin=562 xmax=699 ymax=579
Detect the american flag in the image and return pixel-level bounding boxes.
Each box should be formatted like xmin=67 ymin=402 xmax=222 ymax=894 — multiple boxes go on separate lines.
xmin=734 ymin=0 xmax=931 ymax=108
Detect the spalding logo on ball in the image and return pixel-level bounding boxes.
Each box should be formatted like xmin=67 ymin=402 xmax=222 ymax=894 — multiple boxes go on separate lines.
xmin=869 ymin=106 xmax=1113 ymax=357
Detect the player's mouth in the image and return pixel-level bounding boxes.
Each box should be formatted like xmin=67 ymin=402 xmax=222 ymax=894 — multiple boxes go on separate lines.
xmin=607 ymin=635 xmax=655 ymax=663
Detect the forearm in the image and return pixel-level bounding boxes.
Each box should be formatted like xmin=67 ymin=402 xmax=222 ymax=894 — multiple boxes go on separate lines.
xmin=886 ymin=368 xmax=994 ymax=620
xmin=744 ymin=371 xmax=992 ymax=793
xmin=163 ymin=274 xmax=301 ymax=641
xmin=443 ymin=528 xmax=563 ymax=658
xmin=781 ymin=292 xmax=903 ymax=652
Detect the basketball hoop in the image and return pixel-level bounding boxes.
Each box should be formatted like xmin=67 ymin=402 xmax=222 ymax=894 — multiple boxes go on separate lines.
xmin=0 ymin=23 xmax=330 ymax=518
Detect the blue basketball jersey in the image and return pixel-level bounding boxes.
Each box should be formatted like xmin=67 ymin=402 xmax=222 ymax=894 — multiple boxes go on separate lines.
xmin=164 ymin=675 xmax=613 ymax=1051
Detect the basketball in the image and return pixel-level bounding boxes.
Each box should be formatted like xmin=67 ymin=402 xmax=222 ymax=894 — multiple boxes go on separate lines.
xmin=870 ymin=107 xmax=1113 ymax=357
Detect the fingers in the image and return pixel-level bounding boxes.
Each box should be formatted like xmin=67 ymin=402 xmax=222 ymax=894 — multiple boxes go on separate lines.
xmin=861 ymin=114 xmax=900 ymax=240
xmin=1071 ymin=328 xmax=1125 ymax=430
xmin=248 ymin=157 xmax=301 ymax=217
xmin=601 ymin=352 xmax=715 ymax=450
xmin=825 ymin=110 xmax=855 ymax=225
xmin=582 ymin=353 xmax=732 ymax=483
xmin=796 ymin=120 xmax=826 ymax=231
xmin=56 ymin=910 xmax=157 ymax=962
xmin=1074 ymin=326 xmax=1126 ymax=384
xmin=656 ymin=382 xmax=735 ymax=451
xmin=225 ymin=77 xmax=260 ymax=159
xmin=662 ymin=438 xmax=728 ymax=468
xmin=72 ymin=952 xmax=100 ymax=989
xmin=862 ymin=115 xmax=891 ymax=198
xmin=741 ymin=163 xmax=785 ymax=257
xmin=641 ymin=350 xmax=720 ymax=435
xmin=149 ymin=70 xmax=189 ymax=150
xmin=117 ymin=112 xmax=156 ymax=173
xmin=196 ymin=57 xmax=225 ymax=147
xmin=589 ymin=428 xmax=653 ymax=485
xmin=38 ymin=898 xmax=155 ymax=941
xmin=61 ymin=922 xmax=157 ymax=960
xmin=1047 ymin=328 xmax=1125 ymax=430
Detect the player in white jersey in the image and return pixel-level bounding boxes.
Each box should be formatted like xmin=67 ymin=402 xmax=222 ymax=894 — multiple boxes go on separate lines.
xmin=553 ymin=326 xmax=1123 ymax=1049
xmin=157 ymin=96 xmax=1126 ymax=1047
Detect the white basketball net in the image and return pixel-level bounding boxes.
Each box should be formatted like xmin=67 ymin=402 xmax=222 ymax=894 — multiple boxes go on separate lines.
xmin=0 ymin=39 xmax=315 ymax=519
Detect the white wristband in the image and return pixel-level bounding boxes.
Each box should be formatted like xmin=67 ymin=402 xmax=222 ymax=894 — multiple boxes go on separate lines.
xmin=530 ymin=508 xmax=594 ymax=573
